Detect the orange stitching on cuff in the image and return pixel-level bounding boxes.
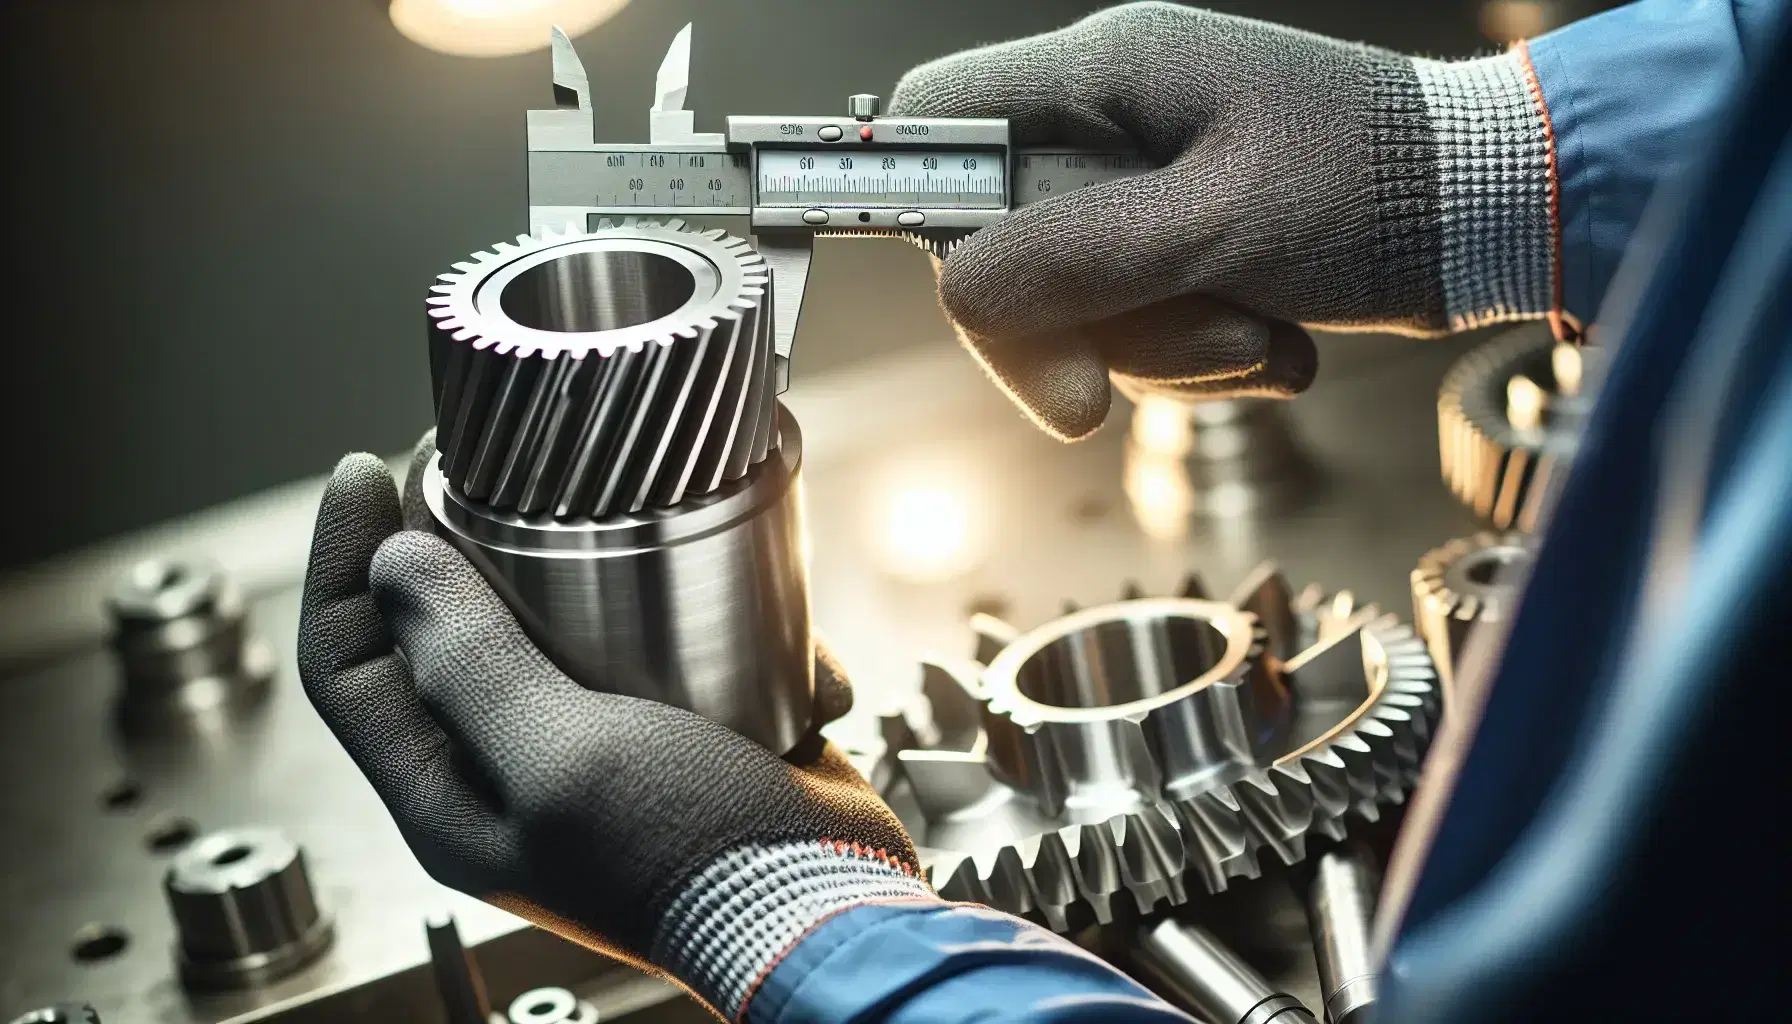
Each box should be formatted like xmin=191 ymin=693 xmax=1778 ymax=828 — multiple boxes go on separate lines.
xmin=1513 ymin=40 xmax=1579 ymax=343
xmin=818 ymin=837 xmax=921 ymax=877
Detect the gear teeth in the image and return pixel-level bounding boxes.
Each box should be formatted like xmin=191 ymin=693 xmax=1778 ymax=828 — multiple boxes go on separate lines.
xmin=969 ymin=612 xmax=1020 ymax=665
xmin=1172 ymin=787 xmax=1254 ymax=893
xmin=1108 ymin=808 xmax=1187 ymax=915
xmin=1232 ymin=766 xmax=1315 ymax=866
xmin=1439 ymin=330 xmax=1584 ymax=529
xmin=1177 ymin=573 xmax=1210 ymax=600
xmin=1066 ymin=822 xmax=1121 ymax=925
xmin=1294 ymin=747 xmax=1354 ymax=827
xmin=428 ymin=221 xmax=773 ymax=521
xmin=908 ymin=566 xmax=1441 ymax=932
xmin=1022 ymin=831 xmax=1080 ymax=932
xmin=1412 ymin=532 xmax=1529 ymax=705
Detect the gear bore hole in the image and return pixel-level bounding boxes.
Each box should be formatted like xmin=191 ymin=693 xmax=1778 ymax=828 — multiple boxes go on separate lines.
xmin=1017 ymin=615 xmax=1228 ymax=708
xmin=1462 ymin=546 xmax=1528 ymax=588
xmin=500 ymin=250 xmax=697 ymax=332
xmin=70 ymin=925 xmax=129 ymax=963
xmin=99 ymin=779 xmax=143 ymax=812
xmin=210 ymin=844 xmax=254 ymax=867
xmin=145 ymin=815 xmax=199 ymax=853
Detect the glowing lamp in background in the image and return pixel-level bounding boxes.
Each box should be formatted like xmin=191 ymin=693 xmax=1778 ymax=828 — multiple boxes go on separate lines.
xmin=863 ymin=454 xmax=989 ymax=584
xmin=390 ymin=0 xmax=630 ymax=57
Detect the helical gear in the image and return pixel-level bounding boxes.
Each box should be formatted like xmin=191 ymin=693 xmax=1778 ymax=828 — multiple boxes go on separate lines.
xmin=1411 ymin=532 xmax=1531 ymax=705
xmin=1438 ymin=328 xmax=1597 ymax=531
xmin=427 ymin=219 xmax=777 ymax=520
xmin=887 ymin=565 xmax=1440 ymax=932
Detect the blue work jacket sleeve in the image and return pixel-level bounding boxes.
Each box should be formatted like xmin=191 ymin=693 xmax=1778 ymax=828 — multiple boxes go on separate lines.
xmin=743 ymin=902 xmax=1196 ymax=1024
xmin=1524 ymin=0 xmax=1780 ymax=327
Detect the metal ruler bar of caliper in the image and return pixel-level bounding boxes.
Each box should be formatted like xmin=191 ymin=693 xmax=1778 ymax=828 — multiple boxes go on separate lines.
xmin=526 ymin=24 xmax=1150 ymax=389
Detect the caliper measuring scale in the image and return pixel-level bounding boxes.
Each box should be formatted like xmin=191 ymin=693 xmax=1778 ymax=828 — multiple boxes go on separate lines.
xmin=527 ymin=23 xmax=1150 ymax=388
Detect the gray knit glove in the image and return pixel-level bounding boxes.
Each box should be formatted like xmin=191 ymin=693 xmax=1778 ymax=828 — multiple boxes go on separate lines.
xmin=892 ymin=2 xmax=1554 ymax=439
xmin=299 ymin=436 xmax=932 ymax=1020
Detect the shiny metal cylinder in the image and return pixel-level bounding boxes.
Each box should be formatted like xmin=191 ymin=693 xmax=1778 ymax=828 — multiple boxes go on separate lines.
xmin=7 ymin=1007 xmax=100 ymax=1024
xmin=163 ymin=827 xmax=334 ymax=989
xmin=1134 ymin=919 xmax=1318 ymax=1024
xmin=1308 ymin=846 xmax=1381 ymax=1024
xmin=507 ymin=988 xmax=599 ymax=1024
xmin=424 ymin=408 xmax=814 ymax=754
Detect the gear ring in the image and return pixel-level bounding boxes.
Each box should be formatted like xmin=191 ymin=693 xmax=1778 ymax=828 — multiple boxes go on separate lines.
xmin=427 ymin=219 xmax=776 ymax=520
xmin=890 ymin=565 xmax=1439 ymax=931
xmin=1411 ymin=532 xmax=1531 ymax=706
xmin=1438 ymin=329 xmax=1594 ymax=530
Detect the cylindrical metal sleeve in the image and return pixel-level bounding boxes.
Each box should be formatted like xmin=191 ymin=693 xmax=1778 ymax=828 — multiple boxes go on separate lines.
xmin=1133 ymin=919 xmax=1318 ymax=1024
xmin=1308 ymin=846 xmax=1381 ymax=1024
xmin=425 ymin=406 xmax=813 ymax=754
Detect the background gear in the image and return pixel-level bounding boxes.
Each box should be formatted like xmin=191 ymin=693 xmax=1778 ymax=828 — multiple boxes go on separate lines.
xmin=1411 ymin=531 xmax=1532 ymax=705
xmin=888 ymin=565 xmax=1439 ymax=931
xmin=1438 ymin=328 xmax=1595 ymax=530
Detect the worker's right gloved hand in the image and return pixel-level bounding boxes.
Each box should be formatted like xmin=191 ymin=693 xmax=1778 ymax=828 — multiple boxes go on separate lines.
xmin=892 ymin=2 xmax=1556 ymax=439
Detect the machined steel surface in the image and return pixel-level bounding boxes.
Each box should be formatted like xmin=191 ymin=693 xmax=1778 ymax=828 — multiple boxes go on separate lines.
xmin=1411 ymin=531 xmax=1532 ymax=707
xmin=891 ymin=570 xmax=1438 ymax=932
xmin=424 ymin=412 xmax=814 ymax=755
xmin=425 ymin=219 xmax=813 ymax=754
xmin=1306 ymin=845 xmax=1381 ymax=1024
xmin=163 ymin=828 xmax=333 ymax=990
xmin=1133 ymin=918 xmax=1318 ymax=1024
xmin=1 ymin=329 xmax=1482 ymax=1022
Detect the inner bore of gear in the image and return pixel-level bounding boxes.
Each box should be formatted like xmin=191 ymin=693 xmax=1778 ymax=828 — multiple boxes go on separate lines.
xmin=881 ymin=566 xmax=1439 ymax=932
xmin=499 ymin=249 xmax=699 ymax=333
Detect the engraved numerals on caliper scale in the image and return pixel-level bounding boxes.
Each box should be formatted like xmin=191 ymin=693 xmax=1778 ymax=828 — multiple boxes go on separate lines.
xmin=525 ymin=23 xmax=1149 ymax=389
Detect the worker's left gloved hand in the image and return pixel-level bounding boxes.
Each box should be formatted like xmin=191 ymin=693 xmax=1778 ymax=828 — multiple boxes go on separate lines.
xmin=297 ymin=438 xmax=931 ymax=1019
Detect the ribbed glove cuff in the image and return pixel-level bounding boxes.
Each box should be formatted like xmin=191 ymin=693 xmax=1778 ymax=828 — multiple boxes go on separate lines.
xmin=1410 ymin=50 xmax=1556 ymax=332
xmin=650 ymin=840 xmax=936 ymax=1021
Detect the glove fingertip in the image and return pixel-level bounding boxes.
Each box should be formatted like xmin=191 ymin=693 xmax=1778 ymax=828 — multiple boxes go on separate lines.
xmin=961 ymin=329 xmax=1112 ymax=441
xmin=812 ymin=642 xmax=855 ymax=727
xmin=1264 ymin=320 xmax=1320 ymax=395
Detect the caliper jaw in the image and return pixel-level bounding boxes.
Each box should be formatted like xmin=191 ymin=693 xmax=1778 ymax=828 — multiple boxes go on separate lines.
xmin=529 ymin=26 xmax=595 ymax=147
xmin=754 ymin=231 xmax=812 ymax=393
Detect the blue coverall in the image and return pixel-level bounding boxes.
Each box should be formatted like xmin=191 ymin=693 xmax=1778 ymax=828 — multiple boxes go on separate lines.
xmin=745 ymin=2 xmax=1788 ymax=1021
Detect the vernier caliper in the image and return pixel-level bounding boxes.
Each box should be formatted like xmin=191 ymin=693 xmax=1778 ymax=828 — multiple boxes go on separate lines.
xmin=528 ymin=24 xmax=1148 ymax=388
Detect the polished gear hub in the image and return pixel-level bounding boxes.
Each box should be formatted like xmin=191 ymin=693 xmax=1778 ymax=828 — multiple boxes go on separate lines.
xmin=889 ymin=565 xmax=1439 ymax=931
xmin=429 ymin=218 xmax=777 ymax=520
xmin=1438 ymin=329 xmax=1597 ymax=530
